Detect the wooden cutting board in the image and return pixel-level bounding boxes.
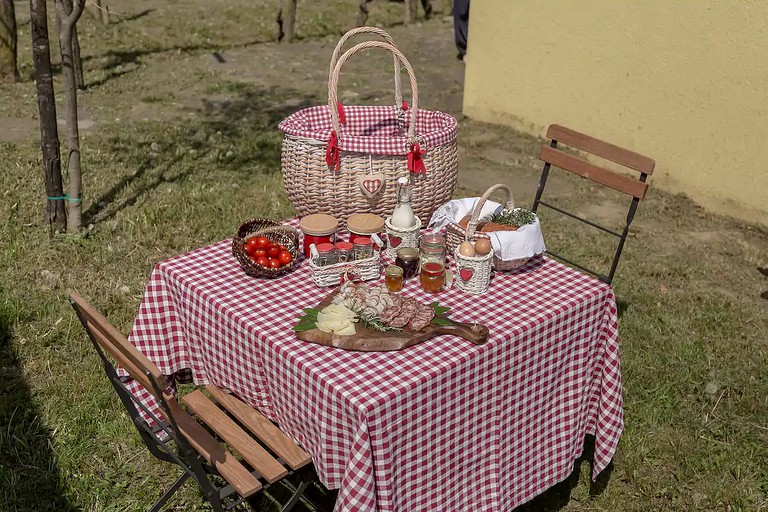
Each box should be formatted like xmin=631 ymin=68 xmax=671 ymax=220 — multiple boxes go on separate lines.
xmin=295 ymin=291 xmax=489 ymax=351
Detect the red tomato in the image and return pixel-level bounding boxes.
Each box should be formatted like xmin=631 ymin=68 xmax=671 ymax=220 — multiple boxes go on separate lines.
xmin=256 ymin=256 xmax=269 ymax=267
xmin=245 ymin=238 xmax=260 ymax=254
xmin=252 ymin=248 xmax=267 ymax=258
xmin=267 ymin=258 xmax=281 ymax=269
xmin=267 ymin=245 xmax=281 ymax=258
xmin=278 ymin=244 xmax=287 ymax=251
xmin=254 ymin=236 xmax=271 ymax=249
xmin=278 ymin=250 xmax=293 ymax=266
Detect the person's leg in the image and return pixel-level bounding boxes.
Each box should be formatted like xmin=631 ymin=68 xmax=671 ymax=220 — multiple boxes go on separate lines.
xmin=453 ymin=0 xmax=469 ymax=59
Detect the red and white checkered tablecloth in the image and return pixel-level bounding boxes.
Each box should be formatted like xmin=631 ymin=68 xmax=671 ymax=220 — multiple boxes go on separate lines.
xmin=127 ymin=219 xmax=623 ymax=512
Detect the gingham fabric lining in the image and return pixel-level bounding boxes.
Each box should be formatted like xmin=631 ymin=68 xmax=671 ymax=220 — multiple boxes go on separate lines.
xmin=278 ymin=105 xmax=457 ymax=155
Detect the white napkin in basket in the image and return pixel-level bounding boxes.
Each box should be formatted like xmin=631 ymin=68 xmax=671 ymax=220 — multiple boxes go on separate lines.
xmin=428 ymin=198 xmax=547 ymax=261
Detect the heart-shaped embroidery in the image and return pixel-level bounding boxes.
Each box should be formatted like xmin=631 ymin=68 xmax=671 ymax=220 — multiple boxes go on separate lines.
xmin=459 ymin=268 xmax=474 ymax=282
xmin=358 ymin=174 xmax=385 ymax=199
xmin=389 ymin=236 xmax=402 ymax=248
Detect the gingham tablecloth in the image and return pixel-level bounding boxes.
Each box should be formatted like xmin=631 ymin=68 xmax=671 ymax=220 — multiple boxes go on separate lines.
xmin=128 ymin=219 xmax=623 ymax=512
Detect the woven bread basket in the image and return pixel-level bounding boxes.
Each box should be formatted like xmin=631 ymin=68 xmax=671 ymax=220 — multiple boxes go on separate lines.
xmin=446 ymin=184 xmax=532 ymax=271
xmin=278 ymin=28 xmax=458 ymax=224
xmin=307 ymin=234 xmax=383 ymax=287
xmin=232 ymin=219 xmax=300 ymax=278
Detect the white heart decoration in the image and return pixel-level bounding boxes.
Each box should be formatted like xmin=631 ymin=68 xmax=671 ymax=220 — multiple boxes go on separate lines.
xmin=358 ymin=174 xmax=385 ymax=199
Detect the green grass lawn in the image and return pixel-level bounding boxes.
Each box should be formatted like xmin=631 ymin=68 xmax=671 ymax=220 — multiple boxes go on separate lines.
xmin=1 ymin=1 xmax=767 ymax=511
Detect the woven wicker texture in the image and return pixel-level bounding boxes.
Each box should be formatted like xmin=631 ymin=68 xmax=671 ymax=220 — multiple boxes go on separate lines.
xmin=454 ymin=246 xmax=494 ymax=295
xmin=384 ymin=216 xmax=421 ymax=259
xmin=446 ymin=184 xmax=531 ymax=271
xmin=308 ymin=236 xmax=383 ymax=287
xmin=279 ymin=31 xmax=458 ymax=224
xmin=232 ymin=219 xmax=300 ymax=278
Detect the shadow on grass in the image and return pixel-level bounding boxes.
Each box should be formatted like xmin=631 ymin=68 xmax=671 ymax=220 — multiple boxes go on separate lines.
xmin=512 ymin=436 xmax=613 ymax=511
xmin=0 ymin=297 xmax=75 ymax=512
xmin=83 ymin=84 xmax=316 ymax=224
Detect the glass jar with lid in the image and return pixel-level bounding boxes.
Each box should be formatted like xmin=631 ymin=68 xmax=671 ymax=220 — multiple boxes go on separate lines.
xmin=420 ymin=262 xmax=446 ymax=293
xmin=353 ymin=237 xmax=374 ymax=260
xmin=315 ymin=243 xmax=337 ymax=266
xmin=385 ymin=265 xmax=404 ymax=292
xmin=395 ymin=248 xmax=420 ymax=280
xmin=300 ymin=214 xmax=339 ymax=258
xmin=335 ymin=241 xmax=354 ymax=262
xmin=419 ymin=233 xmax=446 ymax=267
xmin=347 ymin=213 xmax=385 ymax=250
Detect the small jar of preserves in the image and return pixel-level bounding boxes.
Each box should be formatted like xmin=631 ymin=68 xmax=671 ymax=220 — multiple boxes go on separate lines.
xmin=384 ymin=265 xmax=404 ymax=292
xmin=419 ymin=233 xmax=446 ymax=267
xmin=420 ymin=262 xmax=446 ymax=293
xmin=353 ymin=237 xmax=374 ymax=260
xmin=300 ymin=214 xmax=339 ymax=258
xmin=315 ymin=243 xmax=337 ymax=266
xmin=395 ymin=248 xmax=420 ymax=280
xmin=335 ymin=241 xmax=354 ymax=262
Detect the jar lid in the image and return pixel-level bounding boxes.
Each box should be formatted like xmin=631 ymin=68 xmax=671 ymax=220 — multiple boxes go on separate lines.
xmin=420 ymin=233 xmax=445 ymax=246
xmin=316 ymin=243 xmax=335 ymax=252
xmin=422 ymin=262 xmax=445 ymax=276
xmin=347 ymin=213 xmax=385 ymax=235
xmin=396 ymin=247 xmax=419 ymax=261
xmin=385 ymin=265 xmax=403 ymax=276
xmin=335 ymin=241 xmax=354 ymax=250
xmin=353 ymin=237 xmax=372 ymax=246
xmin=300 ymin=214 xmax=339 ymax=236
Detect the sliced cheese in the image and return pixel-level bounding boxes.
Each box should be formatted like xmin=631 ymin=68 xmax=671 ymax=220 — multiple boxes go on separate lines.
xmin=335 ymin=323 xmax=356 ymax=336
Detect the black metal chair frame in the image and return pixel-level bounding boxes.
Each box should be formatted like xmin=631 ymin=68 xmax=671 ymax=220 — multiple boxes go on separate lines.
xmin=70 ymin=299 xmax=314 ymax=512
xmin=531 ymin=127 xmax=653 ymax=285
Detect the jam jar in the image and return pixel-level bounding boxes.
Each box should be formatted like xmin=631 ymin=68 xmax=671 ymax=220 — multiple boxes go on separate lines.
xmin=335 ymin=241 xmax=354 ymax=262
xmin=299 ymin=214 xmax=339 ymax=258
xmin=384 ymin=265 xmax=404 ymax=292
xmin=395 ymin=248 xmax=420 ymax=280
xmin=315 ymin=243 xmax=337 ymax=266
xmin=420 ymin=262 xmax=446 ymax=293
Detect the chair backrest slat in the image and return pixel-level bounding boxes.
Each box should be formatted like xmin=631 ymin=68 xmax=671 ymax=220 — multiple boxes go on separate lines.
xmin=546 ymin=124 xmax=655 ymax=175
xmin=69 ymin=291 xmax=165 ymax=399
xmin=539 ymin=146 xmax=649 ymax=199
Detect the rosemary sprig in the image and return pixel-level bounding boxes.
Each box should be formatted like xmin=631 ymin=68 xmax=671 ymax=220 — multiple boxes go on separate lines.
xmin=486 ymin=208 xmax=536 ymax=227
xmin=355 ymin=310 xmax=401 ymax=333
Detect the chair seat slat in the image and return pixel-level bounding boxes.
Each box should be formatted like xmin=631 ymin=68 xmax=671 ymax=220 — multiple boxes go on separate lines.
xmin=166 ymin=398 xmax=263 ymax=497
xmin=206 ymin=385 xmax=312 ymax=470
xmin=183 ymin=390 xmax=288 ymax=483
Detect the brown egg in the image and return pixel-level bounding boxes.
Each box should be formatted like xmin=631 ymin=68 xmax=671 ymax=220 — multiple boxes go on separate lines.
xmin=474 ymin=238 xmax=492 ymax=256
xmin=458 ymin=241 xmax=476 ymax=257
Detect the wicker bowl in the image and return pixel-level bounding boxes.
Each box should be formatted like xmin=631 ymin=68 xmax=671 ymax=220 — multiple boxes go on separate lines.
xmin=232 ymin=218 xmax=300 ymax=278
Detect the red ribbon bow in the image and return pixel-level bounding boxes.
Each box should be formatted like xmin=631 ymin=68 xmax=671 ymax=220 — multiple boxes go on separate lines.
xmin=407 ymin=143 xmax=426 ymax=174
xmin=401 ymin=100 xmax=409 ymax=111
xmin=326 ymin=131 xmax=341 ymax=172
xmin=337 ymin=101 xmax=346 ymax=125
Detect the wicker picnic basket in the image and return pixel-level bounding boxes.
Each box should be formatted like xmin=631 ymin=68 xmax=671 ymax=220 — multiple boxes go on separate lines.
xmin=278 ymin=27 xmax=458 ymax=224
xmin=446 ymin=184 xmax=536 ymax=271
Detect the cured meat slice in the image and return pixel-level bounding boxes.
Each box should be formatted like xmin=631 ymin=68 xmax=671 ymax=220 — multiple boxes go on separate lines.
xmin=408 ymin=302 xmax=435 ymax=331
xmin=390 ymin=297 xmax=418 ymax=328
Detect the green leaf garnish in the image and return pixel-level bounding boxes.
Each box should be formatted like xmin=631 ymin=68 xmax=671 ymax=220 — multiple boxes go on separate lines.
xmin=430 ymin=317 xmax=452 ymax=326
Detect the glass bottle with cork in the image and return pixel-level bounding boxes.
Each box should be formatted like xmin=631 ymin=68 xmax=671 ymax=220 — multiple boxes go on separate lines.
xmin=390 ymin=176 xmax=416 ymax=228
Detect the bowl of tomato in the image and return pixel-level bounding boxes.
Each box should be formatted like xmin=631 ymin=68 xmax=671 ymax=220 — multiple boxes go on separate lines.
xmin=232 ymin=218 xmax=300 ymax=278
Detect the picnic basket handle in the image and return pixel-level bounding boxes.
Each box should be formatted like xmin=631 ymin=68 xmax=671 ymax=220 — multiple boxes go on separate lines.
xmin=329 ymin=27 xmax=403 ymax=109
xmin=465 ymin=184 xmax=516 ymax=240
xmin=328 ymin=41 xmax=419 ymax=142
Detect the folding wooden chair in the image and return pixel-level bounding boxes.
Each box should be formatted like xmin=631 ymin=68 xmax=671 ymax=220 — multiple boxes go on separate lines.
xmin=532 ymin=124 xmax=655 ymax=284
xmin=68 ymin=291 xmax=314 ymax=512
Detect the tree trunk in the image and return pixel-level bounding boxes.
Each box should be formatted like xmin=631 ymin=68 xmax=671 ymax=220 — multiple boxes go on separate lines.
xmin=56 ymin=0 xmax=84 ymax=89
xmin=56 ymin=0 xmax=85 ymax=232
xmin=0 ymin=0 xmax=18 ymax=82
xmin=279 ymin=0 xmax=296 ymax=43
xmin=405 ymin=0 xmax=416 ymax=24
xmin=30 ymin=0 xmax=66 ymax=232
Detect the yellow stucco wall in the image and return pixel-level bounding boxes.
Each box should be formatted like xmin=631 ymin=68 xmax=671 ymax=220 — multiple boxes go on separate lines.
xmin=462 ymin=0 xmax=768 ymax=225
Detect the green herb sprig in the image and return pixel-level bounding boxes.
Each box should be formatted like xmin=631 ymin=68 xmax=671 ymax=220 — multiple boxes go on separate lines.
xmin=356 ymin=310 xmax=401 ymax=333
xmin=485 ymin=208 xmax=536 ymax=227
xmin=430 ymin=303 xmax=453 ymax=326
xmin=292 ymin=308 xmax=320 ymax=332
